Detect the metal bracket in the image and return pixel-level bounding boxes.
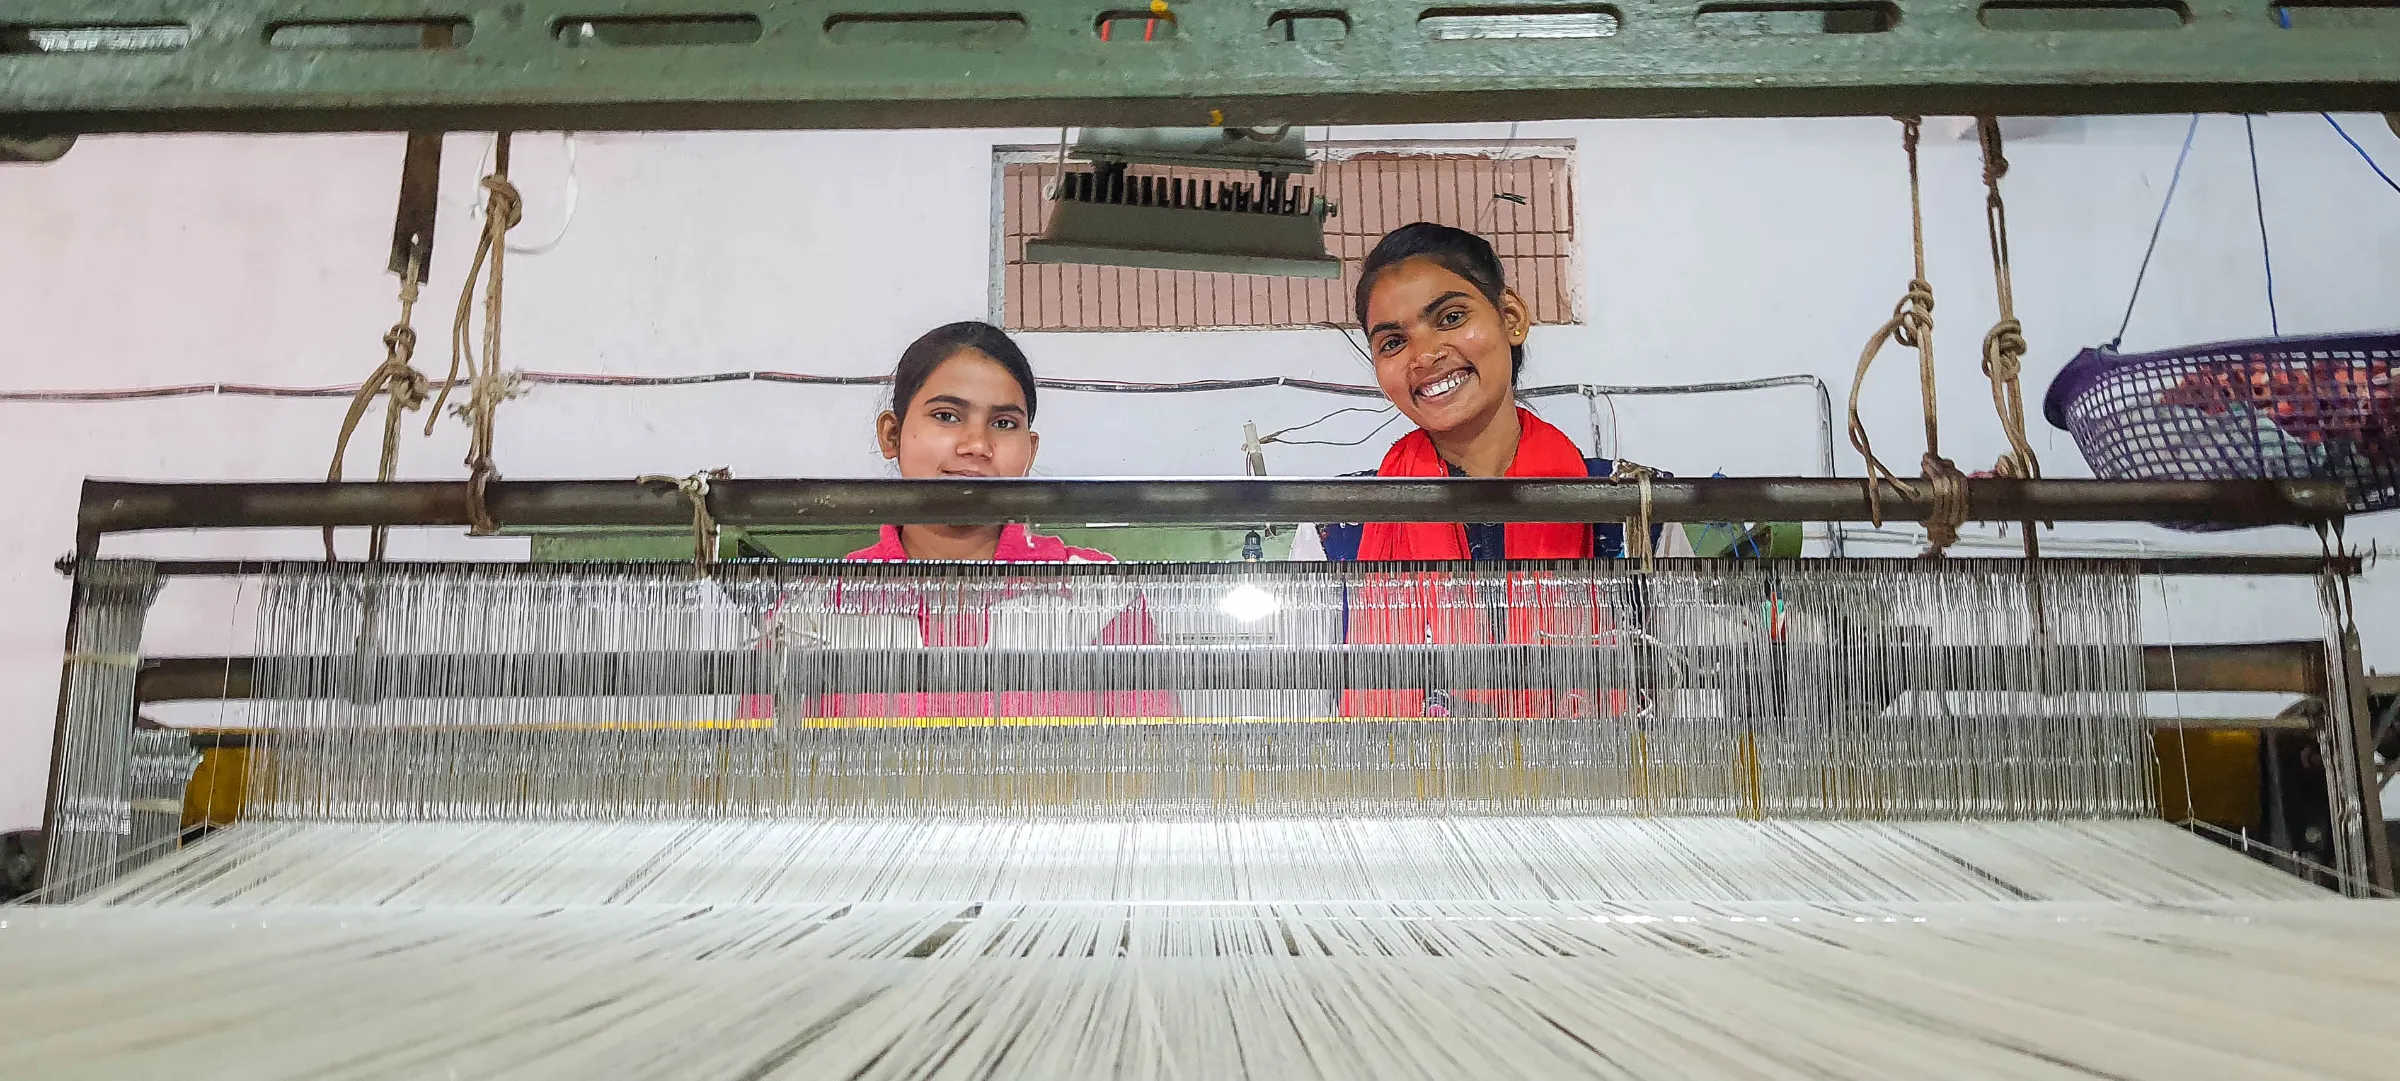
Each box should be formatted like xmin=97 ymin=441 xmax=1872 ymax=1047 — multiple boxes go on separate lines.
xmin=2 ymin=2 xmax=2397 ymax=134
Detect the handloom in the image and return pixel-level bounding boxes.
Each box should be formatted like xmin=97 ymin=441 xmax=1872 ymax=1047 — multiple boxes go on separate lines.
xmin=15 ymin=530 xmax=2397 ymax=1079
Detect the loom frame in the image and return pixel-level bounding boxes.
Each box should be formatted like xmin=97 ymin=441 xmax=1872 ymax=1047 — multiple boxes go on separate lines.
xmin=1 ymin=1 xmax=2398 ymax=136
xmin=35 ymin=469 xmax=2394 ymax=896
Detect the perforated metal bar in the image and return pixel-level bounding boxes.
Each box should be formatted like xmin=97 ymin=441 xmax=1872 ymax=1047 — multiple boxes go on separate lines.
xmin=1 ymin=1 xmax=2396 ymax=135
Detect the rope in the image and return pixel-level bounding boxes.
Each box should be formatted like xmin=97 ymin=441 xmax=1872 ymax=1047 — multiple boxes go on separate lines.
xmin=1975 ymin=118 xmax=2043 ymax=496
xmin=325 ymin=253 xmax=431 ymax=562
xmin=431 ymin=133 xmax=523 ymax=536
xmin=638 ymin=468 xmax=734 ymax=573
xmin=2111 ymin=114 xmax=2200 ymax=351
xmin=1608 ymin=459 xmax=1659 ymax=573
xmin=1848 ymin=117 xmax=1962 ymax=551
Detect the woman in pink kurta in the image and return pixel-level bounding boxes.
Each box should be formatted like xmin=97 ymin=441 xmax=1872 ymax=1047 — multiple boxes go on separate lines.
xmin=748 ymin=322 xmax=1167 ymax=720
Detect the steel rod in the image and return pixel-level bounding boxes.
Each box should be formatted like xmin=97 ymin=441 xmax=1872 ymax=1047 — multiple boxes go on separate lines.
xmin=79 ymin=477 xmax=2348 ymax=536
xmin=58 ymin=553 xmax=2365 ymax=579
xmin=132 ymin=641 xmax=2328 ymax=703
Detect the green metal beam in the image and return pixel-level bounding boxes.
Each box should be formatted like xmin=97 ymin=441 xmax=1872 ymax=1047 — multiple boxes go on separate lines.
xmin=0 ymin=1 xmax=2396 ymax=134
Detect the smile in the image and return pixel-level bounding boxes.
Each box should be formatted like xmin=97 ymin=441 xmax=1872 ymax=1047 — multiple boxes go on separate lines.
xmin=1415 ymin=370 xmax=1471 ymax=402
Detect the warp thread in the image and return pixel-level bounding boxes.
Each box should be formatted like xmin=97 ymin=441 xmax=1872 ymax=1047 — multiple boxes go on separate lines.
xmin=431 ymin=133 xmax=525 ymax=537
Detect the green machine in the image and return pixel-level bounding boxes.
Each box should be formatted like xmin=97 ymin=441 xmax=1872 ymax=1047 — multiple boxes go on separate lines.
xmin=0 ymin=2 xmax=2394 ymax=136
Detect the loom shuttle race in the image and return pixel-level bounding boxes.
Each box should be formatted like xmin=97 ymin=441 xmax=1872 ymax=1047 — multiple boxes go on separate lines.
xmin=6 ymin=3 xmax=2400 ymax=1080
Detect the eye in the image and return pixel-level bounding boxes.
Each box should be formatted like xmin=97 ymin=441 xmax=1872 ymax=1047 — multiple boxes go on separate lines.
xmin=992 ymin=416 xmax=1020 ymax=431
xmin=930 ymin=409 xmax=962 ymax=424
xmin=1374 ymin=334 xmax=1405 ymax=356
xmin=1437 ymin=307 xmax=1467 ymax=328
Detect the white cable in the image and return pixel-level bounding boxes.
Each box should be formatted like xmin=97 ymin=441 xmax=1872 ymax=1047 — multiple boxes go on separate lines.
xmin=470 ymin=131 xmax=580 ymax=255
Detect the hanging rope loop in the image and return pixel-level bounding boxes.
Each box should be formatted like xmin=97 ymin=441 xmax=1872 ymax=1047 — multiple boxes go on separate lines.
xmin=1975 ymin=116 xmax=2042 ymax=489
xmin=1848 ymin=117 xmax=1958 ymax=539
xmin=640 ymin=468 xmax=735 ymax=574
xmin=327 ymin=252 xmax=431 ymax=562
xmin=435 ymin=134 xmax=523 ymax=537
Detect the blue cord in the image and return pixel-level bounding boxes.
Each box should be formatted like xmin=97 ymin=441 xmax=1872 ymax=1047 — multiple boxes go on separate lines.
xmin=2323 ymin=113 xmax=2400 ymax=196
xmin=2244 ymin=114 xmax=2279 ymax=337
xmin=2112 ymin=114 xmax=2201 ymax=351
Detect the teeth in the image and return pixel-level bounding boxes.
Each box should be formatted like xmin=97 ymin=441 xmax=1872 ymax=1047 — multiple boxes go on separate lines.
xmin=1418 ymin=371 xmax=1468 ymax=399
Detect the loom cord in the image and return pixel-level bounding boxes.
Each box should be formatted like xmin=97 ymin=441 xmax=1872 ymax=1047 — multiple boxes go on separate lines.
xmin=325 ymin=252 xmax=430 ymax=563
xmin=1847 ymin=117 xmax=1964 ymax=551
xmin=1975 ymin=117 xmax=2039 ymax=492
xmin=432 ymin=132 xmax=524 ymax=536
xmin=638 ymin=468 xmax=734 ymax=574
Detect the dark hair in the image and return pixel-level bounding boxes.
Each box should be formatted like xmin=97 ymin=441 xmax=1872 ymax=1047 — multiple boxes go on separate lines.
xmin=1353 ymin=222 xmax=1524 ymax=381
xmin=889 ymin=320 xmax=1039 ymax=425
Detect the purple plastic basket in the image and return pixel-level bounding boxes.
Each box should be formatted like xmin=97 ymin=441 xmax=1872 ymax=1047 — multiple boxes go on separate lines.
xmin=2043 ymin=331 xmax=2400 ymax=528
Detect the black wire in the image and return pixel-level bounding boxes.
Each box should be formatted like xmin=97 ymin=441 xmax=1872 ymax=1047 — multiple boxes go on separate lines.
xmin=1262 ymin=405 xmax=1390 ymax=443
xmin=2113 ymin=114 xmax=2201 ymax=351
xmin=2245 ymin=114 xmax=2281 ymax=337
xmin=1268 ymin=410 xmax=1404 ymax=447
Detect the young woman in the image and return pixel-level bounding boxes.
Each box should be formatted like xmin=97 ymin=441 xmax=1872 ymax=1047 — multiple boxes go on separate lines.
xmin=1337 ymin=223 xmax=1666 ymax=717
xmin=1344 ymin=221 xmax=1672 ymax=561
xmin=846 ymin=320 xmax=1117 ymax=563
xmin=752 ymin=321 xmax=1163 ymax=721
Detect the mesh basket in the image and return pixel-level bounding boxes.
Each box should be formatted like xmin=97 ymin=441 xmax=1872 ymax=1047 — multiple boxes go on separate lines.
xmin=2043 ymin=331 xmax=2400 ymax=528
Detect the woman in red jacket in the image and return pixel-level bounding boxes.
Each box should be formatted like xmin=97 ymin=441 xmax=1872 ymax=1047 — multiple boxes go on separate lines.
xmin=1343 ymin=224 xmax=1633 ymax=718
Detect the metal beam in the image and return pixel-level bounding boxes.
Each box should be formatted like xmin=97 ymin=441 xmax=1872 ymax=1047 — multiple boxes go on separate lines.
xmin=3 ymin=2 xmax=2397 ymax=135
xmin=132 ymin=640 xmax=2332 ymax=702
xmin=57 ymin=553 xmax=2366 ymax=579
xmin=77 ymin=476 xmax=2347 ymax=537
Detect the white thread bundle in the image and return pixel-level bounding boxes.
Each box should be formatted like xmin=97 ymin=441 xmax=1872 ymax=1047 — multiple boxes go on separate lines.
xmin=236 ymin=559 xmax=2152 ymax=823
xmin=6 ymin=897 xmax=2393 ymax=1079
xmin=82 ymin=817 xmax=2320 ymax=908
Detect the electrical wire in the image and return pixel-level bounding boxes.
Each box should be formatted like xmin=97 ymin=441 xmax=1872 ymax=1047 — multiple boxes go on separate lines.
xmin=1258 ymin=406 xmax=1389 ymax=443
xmin=2244 ymin=114 xmax=2280 ymax=337
xmin=3 ymin=371 xmax=1835 ymax=408
xmin=2322 ymin=113 xmax=2400 ymax=197
xmin=2111 ymin=114 xmax=2201 ymax=351
xmin=471 ymin=132 xmax=579 ymax=255
xmin=1262 ymin=410 xmax=1403 ymax=448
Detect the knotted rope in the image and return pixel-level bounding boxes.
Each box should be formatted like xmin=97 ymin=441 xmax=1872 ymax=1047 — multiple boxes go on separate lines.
xmin=1609 ymin=459 xmax=1659 ymax=573
xmin=326 ymin=253 xmax=431 ymax=562
xmin=1847 ymin=117 xmax=1969 ymax=553
xmin=639 ymin=468 xmax=734 ymax=574
xmin=1977 ymin=118 xmax=2041 ymax=487
xmin=431 ymin=134 xmax=523 ymax=536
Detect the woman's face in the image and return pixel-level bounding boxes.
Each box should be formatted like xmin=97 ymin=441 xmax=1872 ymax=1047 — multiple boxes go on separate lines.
xmin=878 ymin=350 xmax=1039 ymax=479
xmin=1363 ymin=257 xmax=1527 ymax=437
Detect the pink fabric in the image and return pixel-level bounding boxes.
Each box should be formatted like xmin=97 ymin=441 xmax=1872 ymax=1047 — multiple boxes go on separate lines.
xmin=843 ymin=523 xmax=1120 ymax=564
xmin=742 ymin=524 xmax=1174 ymax=720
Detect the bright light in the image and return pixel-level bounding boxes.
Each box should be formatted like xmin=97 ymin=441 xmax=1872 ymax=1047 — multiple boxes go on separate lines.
xmin=1218 ymin=583 xmax=1281 ymax=623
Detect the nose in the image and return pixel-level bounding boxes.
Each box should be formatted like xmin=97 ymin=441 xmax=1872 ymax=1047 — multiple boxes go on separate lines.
xmin=955 ymin=427 xmax=993 ymax=458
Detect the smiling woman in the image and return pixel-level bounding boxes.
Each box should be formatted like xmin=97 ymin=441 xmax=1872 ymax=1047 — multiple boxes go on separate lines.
xmin=1351 ymin=222 xmax=1648 ymax=562
xmin=853 ymin=320 xmax=1118 ymax=563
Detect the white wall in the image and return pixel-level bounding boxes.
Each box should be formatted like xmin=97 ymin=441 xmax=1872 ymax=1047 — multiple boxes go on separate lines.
xmin=5 ymin=115 xmax=2399 ymax=830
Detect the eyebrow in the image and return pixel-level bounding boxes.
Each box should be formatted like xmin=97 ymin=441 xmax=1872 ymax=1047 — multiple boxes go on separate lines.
xmin=923 ymin=394 xmax=1025 ymax=415
xmin=1367 ymin=291 xmax=1472 ymax=339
